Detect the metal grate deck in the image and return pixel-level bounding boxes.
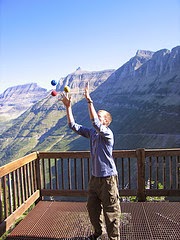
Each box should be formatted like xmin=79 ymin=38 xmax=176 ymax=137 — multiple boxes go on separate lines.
xmin=6 ymin=201 xmax=180 ymax=240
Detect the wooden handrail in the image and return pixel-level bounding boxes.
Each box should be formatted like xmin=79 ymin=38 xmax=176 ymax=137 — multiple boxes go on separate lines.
xmin=0 ymin=152 xmax=38 ymax=178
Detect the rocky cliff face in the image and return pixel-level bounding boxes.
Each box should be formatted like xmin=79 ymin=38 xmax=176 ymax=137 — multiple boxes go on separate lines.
xmin=55 ymin=68 xmax=115 ymax=102
xmin=103 ymin=48 xmax=178 ymax=89
xmin=0 ymin=83 xmax=47 ymax=121
xmin=116 ymin=49 xmax=154 ymax=77
xmin=0 ymin=46 xmax=179 ymax=166
xmin=57 ymin=67 xmax=115 ymax=90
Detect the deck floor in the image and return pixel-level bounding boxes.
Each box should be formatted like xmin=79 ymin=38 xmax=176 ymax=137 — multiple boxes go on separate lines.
xmin=6 ymin=201 xmax=180 ymax=240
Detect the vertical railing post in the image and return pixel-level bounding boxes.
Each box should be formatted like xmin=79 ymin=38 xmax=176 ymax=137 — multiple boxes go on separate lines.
xmin=0 ymin=178 xmax=2 ymax=223
xmin=35 ymin=152 xmax=42 ymax=200
xmin=136 ymin=148 xmax=146 ymax=201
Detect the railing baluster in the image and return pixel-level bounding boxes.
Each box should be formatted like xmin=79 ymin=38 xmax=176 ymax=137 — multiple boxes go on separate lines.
xmin=88 ymin=157 xmax=91 ymax=181
xmin=26 ymin=164 xmax=31 ymax=197
xmin=12 ymin=171 xmax=16 ymax=211
xmin=74 ymin=158 xmax=77 ymax=190
xmin=23 ymin=165 xmax=28 ymax=200
xmin=0 ymin=177 xmax=2 ymax=222
xmin=55 ymin=158 xmax=59 ymax=189
xmin=20 ymin=167 xmax=25 ymax=204
xmin=170 ymin=156 xmax=173 ymax=189
xmin=177 ymin=156 xmax=180 ymax=189
xmin=163 ymin=156 xmax=166 ymax=189
xmin=121 ymin=158 xmax=124 ymax=189
xmin=16 ymin=169 xmax=20 ymax=207
xmin=81 ymin=158 xmax=85 ymax=190
xmin=149 ymin=157 xmax=152 ymax=189
xmin=128 ymin=157 xmax=131 ymax=189
xmin=2 ymin=176 xmax=8 ymax=219
xmin=156 ymin=157 xmax=159 ymax=189
xmin=137 ymin=148 xmax=146 ymax=202
xmin=61 ymin=158 xmax=64 ymax=190
xmin=68 ymin=158 xmax=71 ymax=190
xmin=33 ymin=160 xmax=37 ymax=191
xmin=7 ymin=174 xmax=12 ymax=215
xmin=41 ymin=159 xmax=45 ymax=189
xmin=48 ymin=158 xmax=52 ymax=189
xmin=29 ymin=161 xmax=34 ymax=194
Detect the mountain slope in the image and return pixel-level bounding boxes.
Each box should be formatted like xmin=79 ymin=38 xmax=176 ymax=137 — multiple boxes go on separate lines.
xmin=0 ymin=69 xmax=114 ymax=165
xmin=0 ymin=83 xmax=48 ymax=133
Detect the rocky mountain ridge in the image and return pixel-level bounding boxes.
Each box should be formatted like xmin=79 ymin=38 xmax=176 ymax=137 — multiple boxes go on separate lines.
xmin=0 ymin=46 xmax=179 ymax=166
xmin=57 ymin=68 xmax=115 ymax=102
xmin=0 ymin=83 xmax=47 ymax=120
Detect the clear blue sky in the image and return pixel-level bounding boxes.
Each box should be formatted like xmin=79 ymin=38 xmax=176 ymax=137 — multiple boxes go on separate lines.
xmin=0 ymin=0 xmax=180 ymax=93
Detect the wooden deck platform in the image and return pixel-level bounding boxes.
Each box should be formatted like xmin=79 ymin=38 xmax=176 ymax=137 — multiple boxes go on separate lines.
xmin=6 ymin=201 xmax=180 ymax=240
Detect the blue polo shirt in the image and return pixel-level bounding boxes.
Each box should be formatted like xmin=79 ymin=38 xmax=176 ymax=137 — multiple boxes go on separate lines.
xmin=69 ymin=118 xmax=117 ymax=177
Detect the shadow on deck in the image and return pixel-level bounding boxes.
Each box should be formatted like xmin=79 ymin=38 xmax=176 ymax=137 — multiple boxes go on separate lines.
xmin=6 ymin=201 xmax=180 ymax=240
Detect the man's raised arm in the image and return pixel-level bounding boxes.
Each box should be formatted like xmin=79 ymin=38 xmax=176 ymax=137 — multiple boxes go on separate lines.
xmin=60 ymin=93 xmax=74 ymax=124
xmin=84 ymin=82 xmax=98 ymax=120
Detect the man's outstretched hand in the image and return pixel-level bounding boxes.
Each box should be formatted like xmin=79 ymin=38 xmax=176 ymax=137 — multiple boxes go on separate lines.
xmin=84 ymin=82 xmax=92 ymax=102
xmin=60 ymin=92 xmax=71 ymax=108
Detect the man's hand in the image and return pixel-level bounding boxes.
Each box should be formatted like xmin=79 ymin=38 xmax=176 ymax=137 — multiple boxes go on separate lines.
xmin=84 ymin=82 xmax=92 ymax=102
xmin=60 ymin=92 xmax=71 ymax=108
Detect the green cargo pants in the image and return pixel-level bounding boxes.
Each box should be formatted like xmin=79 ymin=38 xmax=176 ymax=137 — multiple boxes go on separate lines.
xmin=87 ymin=175 xmax=121 ymax=240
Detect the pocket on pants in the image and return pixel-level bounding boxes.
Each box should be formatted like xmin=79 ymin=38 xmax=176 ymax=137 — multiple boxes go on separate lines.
xmin=102 ymin=176 xmax=119 ymax=206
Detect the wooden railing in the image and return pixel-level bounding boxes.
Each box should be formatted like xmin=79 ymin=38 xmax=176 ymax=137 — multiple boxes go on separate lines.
xmin=0 ymin=152 xmax=40 ymax=236
xmin=0 ymin=148 xmax=180 ymax=236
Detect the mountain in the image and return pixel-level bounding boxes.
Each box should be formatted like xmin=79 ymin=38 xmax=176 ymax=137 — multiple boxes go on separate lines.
xmin=0 ymin=83 xmax=48 ymax=133
xmin=0 ymin=46 xmax=179 ymax=166
xmin=57 ymin=67 xmax=115 ymax=103
xmin=35 ymin=46 xmax=180 ymax=151
xmin=95 ymin=46 xmax=180 ymax=149
xmin=0 ymin=69 xmax=115 ymax=165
